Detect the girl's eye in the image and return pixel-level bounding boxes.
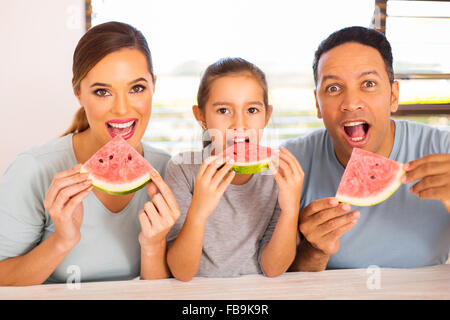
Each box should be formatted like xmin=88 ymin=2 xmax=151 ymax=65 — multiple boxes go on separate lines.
xmin=217 ymin=108 xmax=229 ymax=114
xmin=362 ymin=80 xmax=376 ymax=88
xmin=130 ymin=84 xmax=146 ymax=94
xmin=93 ymin=88 xmax=111 ymax=97
xmin=248 ymin=107 xmax=259 ymax=114
xmin=326 ymin=84 xmax=340 ymax=94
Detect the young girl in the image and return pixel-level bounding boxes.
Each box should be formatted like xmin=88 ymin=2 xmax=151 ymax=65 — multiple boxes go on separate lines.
xmin=0 ymin=22 xmax=180 ymax=285
xmin=166 ymin=57 xmax=304 ymax=281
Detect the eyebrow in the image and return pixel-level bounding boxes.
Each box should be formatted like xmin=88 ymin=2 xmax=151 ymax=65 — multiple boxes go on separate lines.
xmin=212 ymin=101 xmax=264 ymax=107
xmin=89 ymin=77 xmax=148 ymax=88
xmin=321 ymin=70 xmax=381 ymax=83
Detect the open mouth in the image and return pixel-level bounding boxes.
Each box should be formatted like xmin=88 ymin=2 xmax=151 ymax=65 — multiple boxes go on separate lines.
xmin=105 ymin=118 xmax=138 ymax=140
xmin=342 ymin=120 xmax=370 ymax=146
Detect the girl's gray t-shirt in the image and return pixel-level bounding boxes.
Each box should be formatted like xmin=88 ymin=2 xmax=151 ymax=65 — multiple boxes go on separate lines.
xmin=0 ymin=134 xmax=171 ymax=283
xmin=165 ymin=146 xmax=282 ymax=278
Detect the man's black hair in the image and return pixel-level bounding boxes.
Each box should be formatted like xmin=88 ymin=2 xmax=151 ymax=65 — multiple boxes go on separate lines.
xmin=312 ymin=26 xmax=394 ymax=85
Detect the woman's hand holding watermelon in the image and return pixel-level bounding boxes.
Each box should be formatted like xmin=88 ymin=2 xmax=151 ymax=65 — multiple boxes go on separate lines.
xmin=43 ymin=164 xmax=93 ymax=251
xmin=189 ymin=155 xmax=235 ymax=221
xmin=138 ymin=169 xmax=181 ymax=250
xmin=402 ymin=154 xmax=450 ymax=212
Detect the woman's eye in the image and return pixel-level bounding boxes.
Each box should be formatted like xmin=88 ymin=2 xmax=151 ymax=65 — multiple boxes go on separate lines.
xmin=93 ymin=89 xmax=111 ymax=97
xmin=326 ymin=85 xmax=340 ymax=94
xmin=130 ymin=84 xmax=146 ymax=94
xmin=363 ymin=80 xmax=376 ymax=88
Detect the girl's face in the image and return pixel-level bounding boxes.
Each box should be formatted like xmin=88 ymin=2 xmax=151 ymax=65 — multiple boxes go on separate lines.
xmin=75 ymin=48 xmax=155 ymax=150
xmin=194 ymin=73 xmax=272 ymax=150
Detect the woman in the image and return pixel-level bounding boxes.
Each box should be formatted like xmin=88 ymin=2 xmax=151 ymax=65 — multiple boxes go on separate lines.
xmin=0 ymin=21 xmax=180 ymax=285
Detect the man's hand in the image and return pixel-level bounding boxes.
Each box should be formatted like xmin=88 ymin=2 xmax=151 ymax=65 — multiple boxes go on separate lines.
xmin=299 ymin=197 xmax=360 ymax=256
xmin=402 ymin=154 xmax=450 ymax=212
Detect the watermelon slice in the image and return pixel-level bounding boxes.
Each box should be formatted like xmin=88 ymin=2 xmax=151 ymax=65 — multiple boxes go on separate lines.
xmin=222 ymin=142 xmax=273 ymax=174
xmin=80 ymin=136 xmax=153 ymax=195
xmin=335 ymin=148 xmax=405 ymax=206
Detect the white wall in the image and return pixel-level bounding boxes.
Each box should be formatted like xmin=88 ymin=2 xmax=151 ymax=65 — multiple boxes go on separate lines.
xmin=0 ymin=0 xmax=85 ymax=176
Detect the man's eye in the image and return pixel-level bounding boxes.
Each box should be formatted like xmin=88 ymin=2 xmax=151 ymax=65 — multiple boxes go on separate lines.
xmin=94 ymin=89 xmax=111 ymax=97
xmin=363 ymin=80 xmax=376 ymax=88
xmin=326 ymin=85 xmax=340 ymax=93
xmin=130 ymin=84 xmax=146 ymax=94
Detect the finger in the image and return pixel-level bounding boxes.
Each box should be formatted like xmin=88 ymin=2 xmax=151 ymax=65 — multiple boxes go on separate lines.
xmin=310 ymin=203 xmax=353 ymax=226
xmin=402 ymin=161 xmax=450 ymax=184
xmin=416 ymin=186 xmax=450 ymax=201
xmin=277 ymin=154 xmax=294 ymax=178
xmin=404 ymin=154 xmax=450 ymax=171
xmin=148 ymin=168 xmax=180 ymax=215
xmin=51 ymin=180 xmax=93 ymax=214
xmin=53 ymin=163 xmax=84 ymax=180
xmin=316 ymin=210 xmax=360 ymax=237
xmin=268 ymin=161 xmax=283 ymax=186
xmin=211 ymin=161 xmax=235 ymax=186
xmin=62 ymin=185 xmax=93 ymax=215
xmin=45 ymin=172 xmax=90 ymax=210
xmin=409 ymin=174 xmax=449 ymax=194
xmin=198 ymin=155 xmax=219 ymax=177
xmin=217 ymin=169 xmax=235 ymax=194
xmin=151 ymin=193 xmax=171 ymax=218
xmin=144 ymin=201 xmax=162 ymax=226
xmin=322 ymin=219 xmax=358 ymax=240
xmin=203 ymin=157 xmax=227 ymax=181
xmin=280 ymin=147 xmax=303 ymax=175
xmin=138 ymin=209 xmax=151 ymax=231
xmin=147 ymin=181 xmax=159 ymax=198
xmin=301 ymin=197 xmax=340 ymax=218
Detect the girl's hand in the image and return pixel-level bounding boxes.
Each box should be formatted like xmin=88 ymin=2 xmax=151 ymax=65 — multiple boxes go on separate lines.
xmin=269 ymin=147 xmax=304 ymax=214
xmin=138 ymin=169 xmax=181 ymax=251
xmin=189 ymin=155 xmax=235 ymax=221
xmin=43 ymin=164 xmax=93 ymax=250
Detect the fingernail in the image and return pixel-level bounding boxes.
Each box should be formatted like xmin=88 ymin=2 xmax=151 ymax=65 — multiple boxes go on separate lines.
xmin=151 ymin=170 xmax=158 ymax=177
xmin=401 ymin=175 xmax=407 ymax=183
xmin=353 ymin=211 xmax=360 ymax=218
xmin=329 ymin=198 xmax=339 ymax=205
xmin=403 ymin=163 xmax=410 ymax=170
xmin=342 ymin=203 xmax=350 ymax=211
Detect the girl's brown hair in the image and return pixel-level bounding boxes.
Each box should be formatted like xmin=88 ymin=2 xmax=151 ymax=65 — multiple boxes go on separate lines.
xmin=197 ymin=57 xmax=269 ymax=147
xmin=63 ymin=21 xmax=154 ymax=136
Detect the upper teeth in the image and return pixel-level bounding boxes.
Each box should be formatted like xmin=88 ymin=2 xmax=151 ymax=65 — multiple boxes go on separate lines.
xmin=344 ymin=121 xmax=365 ymax=127
xmin=109 ymin=120 xmax=135 ymax=129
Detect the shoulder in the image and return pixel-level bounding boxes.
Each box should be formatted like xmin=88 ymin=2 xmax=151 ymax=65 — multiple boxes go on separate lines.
xmin=5 ymin=135 xmax=76 ymax=178
xmin=395 ymin=119 xmax=450 ymax=154
xmin=142 ymin=142 xmax=172 ymax=175
xmin=166 ymin=150 xmax=203 ymax=175
xmin=281 ymin=128 xmax=329 ymax=158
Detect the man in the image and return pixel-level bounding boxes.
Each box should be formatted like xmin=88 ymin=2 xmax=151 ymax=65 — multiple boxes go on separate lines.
xmin=285 ymin=26 xmax=450 ymax=271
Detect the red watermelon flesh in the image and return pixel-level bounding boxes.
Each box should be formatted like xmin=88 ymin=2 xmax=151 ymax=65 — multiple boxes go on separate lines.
xmin=80 ymin=135 xmax=153 ymax=195
xmin=335 ymin=148 xmax=405 ymax=206
xmin=222 ymin=142 xmax=273 ymax=174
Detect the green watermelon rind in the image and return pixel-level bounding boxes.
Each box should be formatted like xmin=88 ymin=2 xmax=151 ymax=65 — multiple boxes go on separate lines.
xmin=231 ymin=161 xmax=270 ymax=174
xmin=336 ymin=169 xmax=405 ymax=207
xmin=91 ymin=178 xmax=151 ymax=195
xmin=80 ymin=165 xmax=152 ymax=195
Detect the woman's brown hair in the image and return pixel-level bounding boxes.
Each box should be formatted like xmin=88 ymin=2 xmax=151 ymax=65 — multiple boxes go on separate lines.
xmin=62 ymin=21 xmax=154 ymax=136
xmin=197 ymin=57 xmax=269 ymax=147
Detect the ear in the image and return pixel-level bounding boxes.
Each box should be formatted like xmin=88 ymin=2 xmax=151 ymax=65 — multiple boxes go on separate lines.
xmin=390 ymin=80 xmax=399 ymax=113
xmin=192 ymin=105 xmax=205 ymax=125
xmin=314 ymin=89 xmax=323 ymax=119
xmin=265 ymin=105 xmax=273 ymax=126
xmin=73 ymin=87 xmax=82 ymax=106
xmin=151 ymin=75 xmax=157 ymax=93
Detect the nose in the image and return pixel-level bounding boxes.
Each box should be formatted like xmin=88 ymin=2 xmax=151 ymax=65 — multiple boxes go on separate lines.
xmin=231 ymin=113 xmax=247 ymax=131
xmin=341 ymin=89 xmax=364 ymax=112
xmin=111 ymin=92 xmax=129 ymax=115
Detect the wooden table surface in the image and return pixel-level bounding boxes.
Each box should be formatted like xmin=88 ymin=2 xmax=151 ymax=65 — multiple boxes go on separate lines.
xmin=1 ymin=264 xmax=449 ymax=300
